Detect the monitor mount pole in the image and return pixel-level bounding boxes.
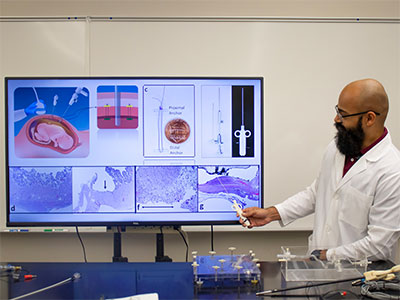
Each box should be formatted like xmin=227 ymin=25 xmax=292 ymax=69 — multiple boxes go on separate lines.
xmin=112 ymin=227 xmax=128 ymax=262
xmin=155 ymin=226 xmax=172 ymax=262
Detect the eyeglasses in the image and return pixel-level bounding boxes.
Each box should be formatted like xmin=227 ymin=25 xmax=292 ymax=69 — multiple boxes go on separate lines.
xmin=335 ymin=105 xmax=381 ymax=122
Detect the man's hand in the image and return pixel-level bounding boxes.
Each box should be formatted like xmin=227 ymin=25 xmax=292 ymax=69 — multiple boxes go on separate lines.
xmin=239 ymin=206 xmax=281 ymax=228
xmin=310 ymin=249 xmax=328 ymax=261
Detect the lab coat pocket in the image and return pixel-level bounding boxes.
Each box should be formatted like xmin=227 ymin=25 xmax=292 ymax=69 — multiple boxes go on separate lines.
xmin=338 ymin=186 xmax=373 ymax=231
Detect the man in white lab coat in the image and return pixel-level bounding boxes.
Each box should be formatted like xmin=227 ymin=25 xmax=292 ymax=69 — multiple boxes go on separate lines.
xmin=241 ymin=78 xmax=400 ymax=262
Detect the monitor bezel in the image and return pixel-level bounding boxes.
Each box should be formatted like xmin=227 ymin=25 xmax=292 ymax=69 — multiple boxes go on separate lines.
xmin=5 ymin=76 xmax=264 ymax=227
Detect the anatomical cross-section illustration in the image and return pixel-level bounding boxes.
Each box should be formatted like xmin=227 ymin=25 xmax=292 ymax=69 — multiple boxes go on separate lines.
xmin=14 ymin=87 xmax=90 ymax=158
xmin=97 ymin=85 xmax=139 ymax=129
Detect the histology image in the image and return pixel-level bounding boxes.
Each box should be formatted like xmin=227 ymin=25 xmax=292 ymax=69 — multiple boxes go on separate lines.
xmin=135 ymin=166 xmax=198 ymax=213
xmin=73 ymin=166 xmax=134 ymax=213
xmin=198 ymin=166 xmax=260 ymax=212
xmin=9 ymin=167 xmax=73 ymax=213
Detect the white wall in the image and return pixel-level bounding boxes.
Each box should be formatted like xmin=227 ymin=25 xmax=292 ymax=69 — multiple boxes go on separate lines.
xmin=0 ymin=0 xmax=399 ymax=264
xmin=0 ymin=229 xmax=311 ymax=262
xmin=0 ymin=0 xmax=399 ymax=18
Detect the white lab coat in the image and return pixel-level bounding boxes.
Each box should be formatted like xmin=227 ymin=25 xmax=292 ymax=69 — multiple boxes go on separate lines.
xmin=275 ymin=132 xmax=400 ymax=261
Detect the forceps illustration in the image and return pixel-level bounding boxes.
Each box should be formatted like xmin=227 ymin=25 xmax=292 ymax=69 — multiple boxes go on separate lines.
xmin=234 ymin=87 xmax=251 ymax=156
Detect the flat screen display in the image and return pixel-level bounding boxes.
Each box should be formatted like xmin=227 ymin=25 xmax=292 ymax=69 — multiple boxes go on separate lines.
xmin=6 ymin=77 xmax=263 ymax=226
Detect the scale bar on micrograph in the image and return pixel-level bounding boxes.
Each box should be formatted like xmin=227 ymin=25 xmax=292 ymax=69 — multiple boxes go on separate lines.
xmin=141 ymin=206 xmax=174 ymax=208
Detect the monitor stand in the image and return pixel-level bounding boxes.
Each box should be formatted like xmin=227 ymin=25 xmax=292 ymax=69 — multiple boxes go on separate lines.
xmin=155 ymin=230 xmax=172 ymax=262
xmin=113 ymin=228 xmax=128 ymax=262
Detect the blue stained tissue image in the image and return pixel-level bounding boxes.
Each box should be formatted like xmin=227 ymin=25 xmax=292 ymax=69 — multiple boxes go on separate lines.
xmin=73 ymin=166 xmax=134 ymax=213
xmin=9 ymin=167 xmax=72 ymax=213
xmin=135 ymin=166 xmax=198 ymax=213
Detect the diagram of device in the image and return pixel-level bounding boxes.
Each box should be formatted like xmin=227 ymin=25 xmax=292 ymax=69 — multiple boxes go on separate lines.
xmin=232 ymin=86 xmax=255 ymax=157
xmin=97 ymin=85 xmax=139 ymax=129
xmin=201 ymin=86 xmax=232 ymax=157
xmin=143 ymin=85 xmax=195 ymax=157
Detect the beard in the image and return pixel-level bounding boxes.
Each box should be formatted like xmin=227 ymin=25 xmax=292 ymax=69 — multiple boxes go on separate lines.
xmin=334 ymin=116 xmax=365 ymax=157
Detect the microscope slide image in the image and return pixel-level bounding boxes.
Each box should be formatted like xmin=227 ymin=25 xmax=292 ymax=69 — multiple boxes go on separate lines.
xmin=232 ymin=86 xmax=255 ymax=157
xmin=135 ymin=166 xmax=198 ymax=213
xmin=14 ymin=87 xmax=90 ymax=158
xmin=201 ymin=86 xmax=232 ymax=157
xmin=72 ymin=166 xmax=135 ymax=213
xmin=8 ymin=166 xmax=73 ymax=213
xmin=197 ymin=166 xmax=260 ymax=212
xmin=97 ymin=85 xmax=139 ymax=129
xmin=143 ymin=85 xmax=195 ymax=157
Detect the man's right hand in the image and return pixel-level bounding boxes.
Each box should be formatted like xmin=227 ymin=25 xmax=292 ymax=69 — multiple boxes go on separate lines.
xmin=240 ymin=206 xmax=281 ymax=228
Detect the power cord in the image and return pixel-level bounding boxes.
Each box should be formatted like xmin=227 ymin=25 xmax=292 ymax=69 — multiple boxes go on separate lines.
xmin=75 ymin=226 xmax=87 ymax=263
xmin=323 ymin=289 xmax=359 ymax=299
xmin=305 ymin=281 xmax=322 ymax=299
xmin=267 ymin=288 xmax=359 ymax=299
xmin=210 ymin=224 xmax=214 ymax=252
xmin=361 ymin=281 xmax=400 ymax=300
xmin=175 ymin=227 xmax=189 ymax=262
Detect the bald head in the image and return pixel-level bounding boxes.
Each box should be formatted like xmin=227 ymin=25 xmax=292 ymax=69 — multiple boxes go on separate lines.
xmin=340 ymin=78 xmax=389 ymax=125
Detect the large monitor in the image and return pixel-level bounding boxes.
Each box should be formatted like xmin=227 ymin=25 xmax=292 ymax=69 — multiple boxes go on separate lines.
xmin=5 ymin=77 xmax=263 ymax=226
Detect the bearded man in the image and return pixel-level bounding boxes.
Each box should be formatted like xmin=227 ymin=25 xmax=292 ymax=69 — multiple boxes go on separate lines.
xmin=241 ymin=79 xmax=400 ymax=262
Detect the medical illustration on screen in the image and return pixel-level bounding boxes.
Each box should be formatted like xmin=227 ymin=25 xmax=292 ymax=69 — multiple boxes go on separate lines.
xmin=6 ymin=77 xmax=263 ymax=225
xmin=13 ymin=87 xmax=90 ymax=158
xmin=97 ymin=85 xmax=139 ymax=129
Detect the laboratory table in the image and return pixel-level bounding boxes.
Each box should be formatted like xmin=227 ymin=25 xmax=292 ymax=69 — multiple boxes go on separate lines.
xmin=0 ymin=261 xmax=395 ymax=300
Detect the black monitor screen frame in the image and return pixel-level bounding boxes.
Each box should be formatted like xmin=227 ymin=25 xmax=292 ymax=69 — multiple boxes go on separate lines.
xmin=5 ymin=77 xmax=264 ymax=227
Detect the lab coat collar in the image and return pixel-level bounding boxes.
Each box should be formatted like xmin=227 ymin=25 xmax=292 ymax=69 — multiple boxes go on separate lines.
xmin=363 ymin=132 xmax=392 ymax=162
xmin=334 ymin=132 xmax=392 ymax=190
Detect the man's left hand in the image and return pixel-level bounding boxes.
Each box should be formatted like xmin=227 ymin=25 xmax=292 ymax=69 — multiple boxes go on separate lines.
xmin=320 ymin=250 xmax=327 ymax=260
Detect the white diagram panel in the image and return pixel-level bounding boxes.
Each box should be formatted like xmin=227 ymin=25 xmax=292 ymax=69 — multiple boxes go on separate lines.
xmin=143 ymin=85 xmax=195 ymax=157
xmin=201 ymin=86 xmax=232 ymax=157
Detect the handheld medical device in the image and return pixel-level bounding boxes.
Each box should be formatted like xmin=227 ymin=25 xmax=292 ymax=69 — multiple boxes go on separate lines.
xmin=33 ymin=87 xmax=45 ymax=115
xmin=232 ymin=200 xmax=250 ymax=226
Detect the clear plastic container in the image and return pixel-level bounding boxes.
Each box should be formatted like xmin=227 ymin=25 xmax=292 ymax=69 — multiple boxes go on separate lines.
xmin=278 ymin=246 xmax=367 ymax=281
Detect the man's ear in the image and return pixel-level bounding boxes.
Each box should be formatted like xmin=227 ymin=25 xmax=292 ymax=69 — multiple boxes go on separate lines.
xmin=365 ymin=111 xmax=377 ymax=127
